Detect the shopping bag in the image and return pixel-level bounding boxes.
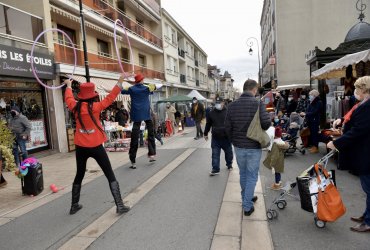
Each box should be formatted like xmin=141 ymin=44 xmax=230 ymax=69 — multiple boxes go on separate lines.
xmin=247 ymin=106 xmax=270 ymax=148
xmin=314 ymin=164 xmax=346 ymax=222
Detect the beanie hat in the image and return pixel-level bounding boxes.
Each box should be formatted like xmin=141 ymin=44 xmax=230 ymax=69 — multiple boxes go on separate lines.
xmin=275 ymin=127 xmax=282 ymax=138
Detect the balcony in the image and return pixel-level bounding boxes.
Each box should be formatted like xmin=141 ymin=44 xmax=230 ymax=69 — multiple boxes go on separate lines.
xmin=54 ymin=42 xmax=164 ymax=79
xmin=178 ymin=48 xmax=185 ymax=58
xmin=67 ymin=0 xmax=163 ymax=49
xmin=195 ymin=60 xmax=199 ymax=67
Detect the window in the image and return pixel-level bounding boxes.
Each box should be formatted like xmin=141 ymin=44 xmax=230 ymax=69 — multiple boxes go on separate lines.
xmin=97 ymin=39 xmax=109 ymax=57
xmin=121 ymin=47 xmax=130 ymax=62
xmin=0 ymin=3 xmax=44 ymax=42
xmin=139 ymin=54 xmax=146 ymax=67
xmin=187 ymin=66 xmax=194 ymax=80
xmin=57 ymin=25 xmax=76 ymax=47
xmin=166 ymin=55 xmax=177 ymax=74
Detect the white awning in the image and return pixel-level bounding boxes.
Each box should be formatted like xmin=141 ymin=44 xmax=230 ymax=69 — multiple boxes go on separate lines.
xmin=187 ymin=89 xmax=206 ymax=100
xmin=276 ymin=83 xmax=311 ymax=90
xmin=311 ymin=49 xmax=370 ymax=80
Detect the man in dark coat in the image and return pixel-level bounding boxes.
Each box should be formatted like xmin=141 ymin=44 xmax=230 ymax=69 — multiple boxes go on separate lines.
xmin=225 ymin=79 xmax=271 ymax=216
xmin=191 ymin=97 xmax=205 ymax=140
xmin=204 ymin=97 xmax=233 ymax=175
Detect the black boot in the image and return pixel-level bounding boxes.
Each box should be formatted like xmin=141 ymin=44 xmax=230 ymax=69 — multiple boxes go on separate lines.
xmin=109 ymin=181 xmax=130 ymax=214
xmin=70 ymin=184 xmax=83 ymax=215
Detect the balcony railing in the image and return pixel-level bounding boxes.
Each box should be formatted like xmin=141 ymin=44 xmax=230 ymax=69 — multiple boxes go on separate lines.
xmin=77 ymin=0 xmax=162 ymax=49
xmin=178 ymin=48 xmax=185 ymax=58
xmin=180 ymin=74 xmax=186 ymax=83
xmin=54 ymin=43 xmax=164 ymax=79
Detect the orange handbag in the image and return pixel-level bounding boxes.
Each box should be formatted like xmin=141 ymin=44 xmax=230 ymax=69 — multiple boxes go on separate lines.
xmin=314 ymin=164 xmax=346 ymax=222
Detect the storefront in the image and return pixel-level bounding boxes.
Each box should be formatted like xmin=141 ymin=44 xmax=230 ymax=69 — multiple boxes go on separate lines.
xmin=0 ymin=44 xmax=55 ymax=153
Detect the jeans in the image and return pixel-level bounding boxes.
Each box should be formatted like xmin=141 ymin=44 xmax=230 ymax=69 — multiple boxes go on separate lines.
xmin=360 ymin=175 xmax=370 ymax=226
xmin=211 ymin=137 xmax=233 ymax=172
xmin=13 ymin=137 xmax=28 ymax=166
xmin=234 ymin=147 xmax=262 ymax=211
xmin=129 ymin=120 xmax=156 ymax=163
xmin=196 ymin=121 xmax=203 ymax=138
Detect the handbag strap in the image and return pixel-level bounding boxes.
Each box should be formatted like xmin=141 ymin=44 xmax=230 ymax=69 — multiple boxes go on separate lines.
xmin=314 ymin=163 xmax=330 ymax=185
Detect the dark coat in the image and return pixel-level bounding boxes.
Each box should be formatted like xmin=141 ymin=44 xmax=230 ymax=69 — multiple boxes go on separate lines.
xmin=225 ymin=92 xmax=271 ymax=149
xmin=286 ymin=100 xmax=298 ymax=116
xmin=306 ymin=97 xmax=322 ymax=126
xmin=115 ymin=109 xmax=129 ymax=126
xmin=204 ymin=107 xmax=229 ymax=139
xmin=333 ymin=99 xmax=370 ymax=175
xmin=191 ymin=102 xmax=205 ymax=122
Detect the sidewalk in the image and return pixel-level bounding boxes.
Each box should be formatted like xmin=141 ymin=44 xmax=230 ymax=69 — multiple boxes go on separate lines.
xmin=0 ymin=130 xmax=183 ymax=221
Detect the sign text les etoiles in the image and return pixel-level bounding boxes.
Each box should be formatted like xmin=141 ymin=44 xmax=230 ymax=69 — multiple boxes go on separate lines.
xmin=0 ymin=44 xmax=55 ymax=80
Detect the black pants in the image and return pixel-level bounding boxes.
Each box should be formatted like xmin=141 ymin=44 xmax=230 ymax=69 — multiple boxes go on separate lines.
xmin=196 ymin=121 xmax=203 ymax=138
xmin=74 ymin=145 xmax=116 ymax=185
xmin=129 ymin=120 xmax=156 ymax=163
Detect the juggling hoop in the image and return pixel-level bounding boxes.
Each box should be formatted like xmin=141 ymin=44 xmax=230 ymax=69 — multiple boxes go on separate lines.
xmin=114 ymin=19 xmax=135 ymax=79
xmin=31 ymin=28 xmax=77 ymax=90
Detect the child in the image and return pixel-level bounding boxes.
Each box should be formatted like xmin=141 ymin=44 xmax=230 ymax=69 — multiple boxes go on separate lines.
xmin=263 ymin=127 xmax=289 ymax=190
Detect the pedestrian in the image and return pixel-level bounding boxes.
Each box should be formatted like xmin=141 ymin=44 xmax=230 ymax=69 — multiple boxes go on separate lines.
xmin=273 ymin=91 xmax=286 ymax=117
xmin=225 ymin=79 xmax=271 ymax=216
xmin=64 ymin=76 xmax=130 ymax=215
xmin=263 ymin=127 xmax=289 ymax=190
xmin=174 ymin=109 xmax=183 ymax=131
xmin=115 ymin=105 xmax=129 ymax=126
xmin=286 ymin=93 xmax=298 ymax=116
xmin=166 ymin=102 xmax=176 ymax=135
xmin=118 ymin=73 xmax=156 ymax=168
xmin=8 ymin=105 xmax=31 ymax=167
xmin=327 ymin=76 xmax=370 ymax=232
xmin=295 ymin=90 xmax=310 ymax=113
xmin=205 ymin=104 xmax=213 ymax=119
xmin=191 ymin=97 xmax=205 ymax=140
xmin=151 ymin=109 xmax=164 ymax=145
xmin=300 ymin=90 xmax=322 ymax=153
xmin=204 ymin=97 xmax=233 ymax=176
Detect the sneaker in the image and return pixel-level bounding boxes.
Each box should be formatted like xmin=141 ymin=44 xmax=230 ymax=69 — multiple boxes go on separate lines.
xmin=227 ymin=165 xmax=233 ymax=171
xmin=309 ymin=146 xmax=319 ymax=153
xmin=149 ymin=156 xmax=156 ymax=162
xmin=271 ymin=182 xmax=282 ymax=190
xmin=209 ymin=170 xmax=220 ymax=176
xmin=244 ymin=206 xmax=255 ymax=216
xmin=252 ymin=196 xmax=258 ymax=203
xmin=129 ymin=162 xmax=136 ymax=169
xmin=160 ymin=139 xmax=164 ymax=145
xmin=194 ymin=137 xmax=199 ymax=140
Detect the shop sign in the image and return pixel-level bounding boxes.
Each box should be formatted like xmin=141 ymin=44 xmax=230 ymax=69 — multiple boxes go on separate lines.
xmin=0 ymin=44 xmax=55 ymax=80
xmin=27 ymin=119 xmax=48 ymax=150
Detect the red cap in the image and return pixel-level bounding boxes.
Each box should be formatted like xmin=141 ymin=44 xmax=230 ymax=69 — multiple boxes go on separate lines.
xmin=77 ymin=82 xmax=99 ymax=100
xmin=275 ymin=126 xmax=282 ymax=138
xmin=135 ymin=73 xmax=144 ymax=83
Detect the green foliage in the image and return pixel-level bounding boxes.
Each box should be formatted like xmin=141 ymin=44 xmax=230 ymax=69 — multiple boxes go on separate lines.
xmin=0 ymin=120 xmax=14 ymax=149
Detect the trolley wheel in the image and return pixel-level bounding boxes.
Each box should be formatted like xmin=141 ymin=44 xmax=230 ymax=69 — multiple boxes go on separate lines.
xmin=314 ymin=217 xmax=326 ymax=228
xmin=271 ymin=209 xmax=278 ymax=219
xmin=281 ymin=200 xmax=287 ymax=206
xmin=301 ymin=149 xmax=306 ymax=155
xmin=277 ymin=201 xmax=286 ymax=210
xmin=266 ymin=211 xmax=274 ymax=220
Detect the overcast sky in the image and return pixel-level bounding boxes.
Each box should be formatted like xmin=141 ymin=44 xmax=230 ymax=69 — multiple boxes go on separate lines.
xmin=161 ymin=0 xmax=263 ymax=91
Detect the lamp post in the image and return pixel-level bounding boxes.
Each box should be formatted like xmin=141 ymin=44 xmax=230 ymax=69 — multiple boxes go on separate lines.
xmin=79 ymin=0 xmax=90 ymax=82
xmin=246 ymin=37 xmax=261 ymax=86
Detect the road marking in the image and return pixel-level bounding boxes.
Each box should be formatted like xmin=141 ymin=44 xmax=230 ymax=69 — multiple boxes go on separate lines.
xmin=59 ymin=148 xmax=195 ymax=250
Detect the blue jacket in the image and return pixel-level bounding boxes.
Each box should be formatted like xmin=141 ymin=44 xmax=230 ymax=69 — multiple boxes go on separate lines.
xmin=121 ymin=83 xmax=155 ymax=122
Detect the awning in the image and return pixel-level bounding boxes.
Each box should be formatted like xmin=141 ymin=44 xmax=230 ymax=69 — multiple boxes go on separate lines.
xmin=157 ymin=95 xmax=193 ymax=103
xmin=276 ymin=83 xmax=311 ymax=90
xmin=66 ymin=75 xmax=130 ymax=102
xmin=187 ymin=90 xmax=206 ymax=100
xmin=311 ymin=49 xmax=370 ymax=80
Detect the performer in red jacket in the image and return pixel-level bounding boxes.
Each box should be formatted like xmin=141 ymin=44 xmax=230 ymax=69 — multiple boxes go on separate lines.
xmin=64 ymin=76 xmax=130 ymax=215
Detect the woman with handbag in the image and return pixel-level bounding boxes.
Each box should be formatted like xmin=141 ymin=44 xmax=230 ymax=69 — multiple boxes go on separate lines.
xmin=327 ymin=76 xmax=370 ymax=232
xmin=64 ymin=76 xmax=130 ymax=215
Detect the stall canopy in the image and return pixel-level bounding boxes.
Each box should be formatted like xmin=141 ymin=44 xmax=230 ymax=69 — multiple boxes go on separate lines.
xmin=157 ymin=95 xmax=193 ymax=103
xmin=187 ymin=90 xmax=206 ymax=100
xmin=311 ymin=49 xmax=370 ymax=80
xmin=276 ymin=83 xmax=311 ymax=90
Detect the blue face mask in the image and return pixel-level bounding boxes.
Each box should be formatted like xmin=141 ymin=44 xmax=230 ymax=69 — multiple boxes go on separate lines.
xmin=274 ymin=118 xmax=279 ymax=123
xmin=309 ymin=95 xmax=314 ymax=102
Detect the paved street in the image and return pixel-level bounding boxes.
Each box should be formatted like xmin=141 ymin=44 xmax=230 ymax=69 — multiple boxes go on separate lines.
xmin=0 ymin=128 xmax=368 ymax=250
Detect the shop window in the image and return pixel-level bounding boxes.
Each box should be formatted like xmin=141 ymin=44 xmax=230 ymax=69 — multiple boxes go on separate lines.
xmin=0 ymin=3 xmax=44 ymax=43
xmin=97 ymin=39 xmax=110 ymax=57
xmin=139 ymin=54 xmax=146 ymax=67
xmin=57 ymin=24 xmax=76 ymax=47
xmin=0 ymin=82 xmax=48 ymax=151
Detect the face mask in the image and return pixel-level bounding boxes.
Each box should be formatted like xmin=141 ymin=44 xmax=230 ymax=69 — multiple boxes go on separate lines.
xmin=11 ymin=111 xmax=17 ymax=117
xmin=301 ymin=95 xmax=306 ymax=99
xmin=193 ymin=100 xmax=197 ymax=104
xmin=354 ymin=89 xmax=363 ymax=101
xmin=288 ymin=97 xmax=293 ymax=101
xmin=309 ymin=95 xmax=314 ymax=102
xmin=166 ymin=105 xmax=170 ymax=108
xmin=274 ymin=118 xmax=279 ymax=123
xmin=215 ymin=104 xmax=222 ymax=110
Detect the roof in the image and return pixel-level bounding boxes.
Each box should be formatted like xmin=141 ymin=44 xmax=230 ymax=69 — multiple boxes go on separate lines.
xmin=344 ymin=21 xmax=370 ymax=43
xmin=311 ymin=49 xmax=370 ymax=80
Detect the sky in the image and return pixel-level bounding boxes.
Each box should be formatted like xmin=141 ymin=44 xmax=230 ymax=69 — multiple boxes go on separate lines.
xmin=161 ymin=0 xmax=263 ymax=91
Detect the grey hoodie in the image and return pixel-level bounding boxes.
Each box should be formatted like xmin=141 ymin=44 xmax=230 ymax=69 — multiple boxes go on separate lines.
xmin=9 ymin=114 xmax=31 ymax=138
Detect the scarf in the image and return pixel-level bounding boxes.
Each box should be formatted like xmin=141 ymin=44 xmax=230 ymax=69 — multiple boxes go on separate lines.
xmin=343 ymin=103 xmax=359 ymax=125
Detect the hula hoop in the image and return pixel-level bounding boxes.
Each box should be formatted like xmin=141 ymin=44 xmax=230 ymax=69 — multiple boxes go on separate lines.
xmin=31 ymin=28 xmax=77 ymax=90
xmin=114 ymin=19 xmax=135 ymax=79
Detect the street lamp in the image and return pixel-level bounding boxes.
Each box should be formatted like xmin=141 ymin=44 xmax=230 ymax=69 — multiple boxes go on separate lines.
xmin=246 ymin=37 xmax=261 ymax=86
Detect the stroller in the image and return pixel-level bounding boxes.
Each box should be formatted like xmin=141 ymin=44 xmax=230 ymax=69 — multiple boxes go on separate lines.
xmin=283 ymin=112 xmax=305 ymax=155
xmin=266 ymin=181 xmax=298 ymax=220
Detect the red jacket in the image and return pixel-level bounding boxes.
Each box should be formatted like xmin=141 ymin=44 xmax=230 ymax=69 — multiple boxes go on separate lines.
xmin=65 ymin=85 xmax=121 ymax=147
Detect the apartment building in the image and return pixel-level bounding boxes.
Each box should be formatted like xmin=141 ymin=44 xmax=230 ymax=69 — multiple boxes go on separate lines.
xmin=161 ymin=8 xmax=209 ymax=99
xmin=0 ymin=0 xmax=164 ymax=153
xmin=260 ymin=0 xmax=367 ymax=89
xmin=219 ymin=71 xmax=234 ymax=100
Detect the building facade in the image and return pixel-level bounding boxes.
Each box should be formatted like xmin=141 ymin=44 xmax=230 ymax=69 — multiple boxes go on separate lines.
xmin=161 ymin=8 xmax=209 ymax=99
xmin=260 ymin=0 xmax=367 ymax=88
